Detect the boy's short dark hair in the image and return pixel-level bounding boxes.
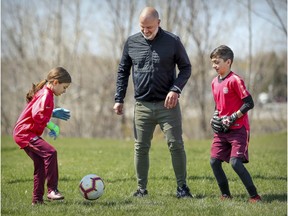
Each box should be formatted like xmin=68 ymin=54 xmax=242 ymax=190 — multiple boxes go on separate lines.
xmin=210 ymin=45 xmax=234 ymax=64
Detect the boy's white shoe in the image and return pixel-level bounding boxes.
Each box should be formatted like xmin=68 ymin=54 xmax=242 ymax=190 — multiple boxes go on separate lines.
xmin=47 ymin=189 xmax=64 ymax=200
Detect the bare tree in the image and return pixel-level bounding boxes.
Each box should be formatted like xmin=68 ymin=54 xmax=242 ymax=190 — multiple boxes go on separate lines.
xmin=1 ymin=0 xmax=92 ymax=136
xmin=247 ymin=0 xmax=253 ymax=89
xmin=1 ymin=0 xmax=286 ymax=138
xmin=265 ymin=0 xmax=287 ymax=36
xmin=102 ymin=0 xmax=140 ymax=139
xmin=183 ymin=0 xmax=219 ymax=138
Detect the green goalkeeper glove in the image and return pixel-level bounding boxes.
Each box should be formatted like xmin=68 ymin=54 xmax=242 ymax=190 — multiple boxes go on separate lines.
xmin=46 ymin=121 xmax=60 ymax=140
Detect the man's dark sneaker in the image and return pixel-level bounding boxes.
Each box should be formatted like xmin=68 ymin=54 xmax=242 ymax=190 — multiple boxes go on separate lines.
xmin=176 ymin=184 xmax=193 ymax=198
xmin=133 ymin=189 xmax=148 ymax=197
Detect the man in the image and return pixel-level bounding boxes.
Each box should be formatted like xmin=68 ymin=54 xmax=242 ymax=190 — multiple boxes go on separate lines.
xmin=113 ymin=7 xmax=192 ymax=198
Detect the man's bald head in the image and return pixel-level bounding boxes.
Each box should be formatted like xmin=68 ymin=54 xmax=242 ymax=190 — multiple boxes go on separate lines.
xmin=139 ymin=7 xmax=160 ymax=40
xmin=139 ymin=7 xmax=159 ymax=22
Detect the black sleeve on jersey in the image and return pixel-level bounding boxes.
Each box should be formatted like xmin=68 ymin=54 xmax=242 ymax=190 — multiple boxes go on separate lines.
xmin=240 ymin=95 xmax=254 ymax=114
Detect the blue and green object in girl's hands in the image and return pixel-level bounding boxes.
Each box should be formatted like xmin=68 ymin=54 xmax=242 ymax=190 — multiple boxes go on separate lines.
xmin=46 ymin=121 xmax=60 ymax=140
xmin=52 ymin=108 xmax=71 ymax=120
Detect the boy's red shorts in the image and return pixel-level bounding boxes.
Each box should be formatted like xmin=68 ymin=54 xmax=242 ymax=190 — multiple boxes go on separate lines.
xmin=211 ymin=126 xmax=249 ymax=163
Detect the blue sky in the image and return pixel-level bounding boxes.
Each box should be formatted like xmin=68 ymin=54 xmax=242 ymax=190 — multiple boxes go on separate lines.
xmin=1 ymin=0 xmax=286 ymax=59
xmin=91 ymin=0 xmax=287 ymax=58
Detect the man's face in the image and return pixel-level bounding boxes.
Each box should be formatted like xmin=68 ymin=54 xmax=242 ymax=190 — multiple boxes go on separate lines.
xmin=139 ymin=17 xmax=160 ymax=40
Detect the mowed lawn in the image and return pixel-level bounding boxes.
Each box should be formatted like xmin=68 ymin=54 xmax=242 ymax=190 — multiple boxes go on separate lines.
xmin=1 ymin=132 xmax=287 ymax=216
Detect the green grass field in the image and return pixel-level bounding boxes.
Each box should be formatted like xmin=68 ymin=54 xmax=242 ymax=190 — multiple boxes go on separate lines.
xmin=1 ymin=132 xmax=287 ymax=216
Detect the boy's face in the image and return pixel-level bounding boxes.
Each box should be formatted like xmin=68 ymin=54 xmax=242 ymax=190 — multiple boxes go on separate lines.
xmin=211 ymin=57 xmax=231 ymax=76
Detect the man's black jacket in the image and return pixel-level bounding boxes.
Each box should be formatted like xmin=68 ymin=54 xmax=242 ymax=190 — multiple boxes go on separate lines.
xmin=115 ymin=27 xmax=191 ymax=103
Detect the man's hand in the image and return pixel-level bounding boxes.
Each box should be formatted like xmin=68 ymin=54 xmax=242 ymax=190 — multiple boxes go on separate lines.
xmin=113 ymin=103 xmax=124 ymax=115
xmin=52 ymin=108 xmax=70 ymax=121
xmin=210 ymin=110 xmax=224 ymax=133
xmin=222 ymin=112 xmax=238 ymax=132
xmin=164 ymin=91 xmax=179 ymax=109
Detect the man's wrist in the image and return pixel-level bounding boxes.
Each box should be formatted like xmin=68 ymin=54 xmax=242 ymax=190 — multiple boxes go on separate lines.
xmin=170 ymin=85 xmax=181 ymax=94
xmin=115 ymin=100 xmax=124 ymax=104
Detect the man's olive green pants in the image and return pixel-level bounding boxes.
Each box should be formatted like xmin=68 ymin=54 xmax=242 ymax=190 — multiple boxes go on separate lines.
xmin=134 ymin=100 xmax=187 ymax=190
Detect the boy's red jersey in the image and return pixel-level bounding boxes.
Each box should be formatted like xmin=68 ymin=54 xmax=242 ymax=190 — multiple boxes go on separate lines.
xmin=211 ymin=71 xmax=251 ymax=130
xmin=13 ymin=86 xmax=54 ymax=148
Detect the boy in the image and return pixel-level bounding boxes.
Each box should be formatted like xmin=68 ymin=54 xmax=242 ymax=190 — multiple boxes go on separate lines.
xmin=209 ymin=45 xmax=261 ymax=202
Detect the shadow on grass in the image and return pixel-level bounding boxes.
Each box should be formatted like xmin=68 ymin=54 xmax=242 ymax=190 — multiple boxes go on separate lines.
xmin=1 ymin=146 xmax=18 ymax=152
xmin=166 ymin=193 xmax=207 ymax=199
xmin=216 ymin=193 xmax=287 ymax=203
xmin=7 ymin=176 xmax=80 ymax=184
xmin=151 ymin=174 xmax=286 ymax=182
xmin=253 ymin=174 xmax=287 ymax=181
xmin=72 ymin=199 xmax=133 ymax=206
xmin=188 ymin=175 xmax=215 ymax=181
xmin=107 ymin=176 xmax=135 ymax=183
xmin=6 ymin=175 xmax=215 ymax=185
xmin=204 ymin=174 xmax=287 ymax=182
xmin=106 ymin=175 xmax=215 ymax=184
xmin=262 ymin=193 xmax=287 ymax=203
xmin=7 ymin=178 xmax=32 ymax=184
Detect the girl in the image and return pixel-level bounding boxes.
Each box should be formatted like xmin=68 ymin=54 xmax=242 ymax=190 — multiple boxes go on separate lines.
xmin=13 ymin=67 xmax=72 ymax=205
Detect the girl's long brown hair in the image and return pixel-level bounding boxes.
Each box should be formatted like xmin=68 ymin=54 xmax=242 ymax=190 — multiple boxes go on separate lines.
xmin=26 ymin=67 xmax=72 ymax=102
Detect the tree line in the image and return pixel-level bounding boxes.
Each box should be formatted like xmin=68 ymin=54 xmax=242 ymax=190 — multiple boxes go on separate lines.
xmin=1 ymin=0 xmax=286 ymax=139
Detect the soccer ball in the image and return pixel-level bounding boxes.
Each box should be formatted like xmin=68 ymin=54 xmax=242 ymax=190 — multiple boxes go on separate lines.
xmin=79 ymin=174 xmax=105 ymax=200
